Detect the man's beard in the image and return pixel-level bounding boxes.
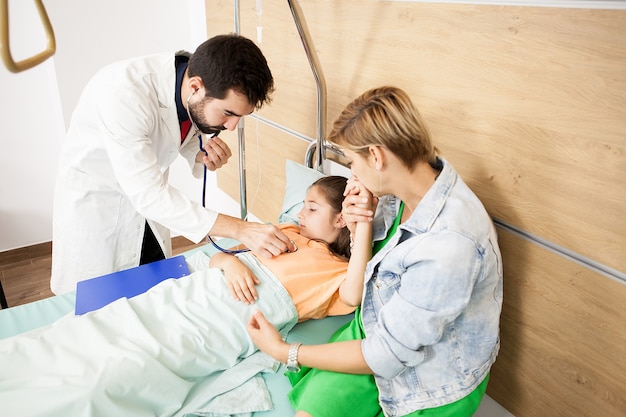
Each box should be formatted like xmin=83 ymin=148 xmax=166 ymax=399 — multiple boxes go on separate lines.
xmin=189 ymin=99 xmax=226 ymax=136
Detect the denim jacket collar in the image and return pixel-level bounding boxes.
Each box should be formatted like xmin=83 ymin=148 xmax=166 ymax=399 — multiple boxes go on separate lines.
xmin=371 ymin=157 xmax=455 ymax=266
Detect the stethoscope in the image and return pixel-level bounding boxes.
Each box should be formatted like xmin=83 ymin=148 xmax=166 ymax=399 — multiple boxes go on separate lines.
xmin=186 ymin=89 xmax=251 ymax=255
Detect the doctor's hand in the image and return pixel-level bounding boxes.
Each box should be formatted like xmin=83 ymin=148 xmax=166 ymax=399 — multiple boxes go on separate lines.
xmin=201 ymin=136 xmax=232 ymax=171
xmin=210 ymin=216 xmax=296 ymax=259
xmin=247 ymin=310 xmax=289 ymax=362
xmin=238 ymin=222 xmax=295 ymax=259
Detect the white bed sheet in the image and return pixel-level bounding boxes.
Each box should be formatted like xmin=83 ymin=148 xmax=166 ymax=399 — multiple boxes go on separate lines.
xmin=0 ymin=244 xmax=354 ymax=417
xmin=0 ymin=252 xmax=298 ymax=417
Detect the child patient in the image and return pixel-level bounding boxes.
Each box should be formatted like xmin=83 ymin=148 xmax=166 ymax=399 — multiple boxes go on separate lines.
xmin=0 ymin=175 xmax=367 ymax=417
xmin=211 ymin=175 xmax=362 ymax=321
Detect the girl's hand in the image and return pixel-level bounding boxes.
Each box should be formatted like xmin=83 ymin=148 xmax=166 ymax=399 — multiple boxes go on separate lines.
xmin=247 ymin=310 xmax=289 ymax=361
xmin=216 ymin=255 xmax=260 ymax=304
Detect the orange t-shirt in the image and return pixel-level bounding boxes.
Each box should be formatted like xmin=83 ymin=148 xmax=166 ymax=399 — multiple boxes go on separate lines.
xmin=255 ymin=224 xmax=356 ymax=321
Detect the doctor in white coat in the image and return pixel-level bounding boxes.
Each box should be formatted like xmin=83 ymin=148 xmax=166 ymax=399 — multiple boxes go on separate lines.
xmin=51 ymin=34 xmax=294 ymax=295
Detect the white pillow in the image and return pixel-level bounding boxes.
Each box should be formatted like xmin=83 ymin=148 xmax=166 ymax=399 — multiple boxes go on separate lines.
xmin=279 ymin=160 xmax=325 ymax=224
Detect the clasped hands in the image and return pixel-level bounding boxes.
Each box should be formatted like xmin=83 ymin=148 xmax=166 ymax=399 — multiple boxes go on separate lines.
xmin=341 ymin=175 xmax=378 ymax=234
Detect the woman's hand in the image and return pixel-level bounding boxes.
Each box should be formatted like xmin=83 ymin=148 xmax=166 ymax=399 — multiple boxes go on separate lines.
xmin=342 ymin=176 xmax=378 ymax=234
xmin=247 ymin=310 xmax=289 ymax=362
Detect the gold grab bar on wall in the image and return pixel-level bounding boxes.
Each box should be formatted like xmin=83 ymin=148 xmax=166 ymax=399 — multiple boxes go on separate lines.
xmin=0 ymin=0 xmax=56 ymax=73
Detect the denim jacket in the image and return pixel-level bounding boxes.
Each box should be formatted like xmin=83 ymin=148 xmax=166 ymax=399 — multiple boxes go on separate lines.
xmin=360 ymin=158 xmax=503 ymax=416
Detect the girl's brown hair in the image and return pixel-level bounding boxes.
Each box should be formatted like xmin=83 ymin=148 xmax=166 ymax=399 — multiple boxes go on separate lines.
xmin=309 ymin=176 xmax=351 ymax=260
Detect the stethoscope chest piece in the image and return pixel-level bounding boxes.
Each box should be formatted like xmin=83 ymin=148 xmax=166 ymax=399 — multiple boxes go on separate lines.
xmin=285 ymin=240 xmax=298 ymax=253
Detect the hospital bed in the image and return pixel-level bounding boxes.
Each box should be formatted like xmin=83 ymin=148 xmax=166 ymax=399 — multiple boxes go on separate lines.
xmin=0 ymin=160 xmax=351 ymax=417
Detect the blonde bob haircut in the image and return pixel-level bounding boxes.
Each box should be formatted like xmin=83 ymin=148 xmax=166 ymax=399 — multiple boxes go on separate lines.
xmin=328 ymin=86 xmax=438 ymax=172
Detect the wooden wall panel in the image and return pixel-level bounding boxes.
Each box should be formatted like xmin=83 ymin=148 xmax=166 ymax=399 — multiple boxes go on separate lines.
xmin=205 ymin=2 xmax=626 ymax=416
xmin=492 ymin=230 xmax=626 ymax=417
xmin=207 ymin=1 xmax=626 ymax=272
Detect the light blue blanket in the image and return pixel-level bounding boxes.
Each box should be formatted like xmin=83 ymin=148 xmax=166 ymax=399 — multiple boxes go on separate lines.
xmin=0 ymin=252 xmax=298 ymax=417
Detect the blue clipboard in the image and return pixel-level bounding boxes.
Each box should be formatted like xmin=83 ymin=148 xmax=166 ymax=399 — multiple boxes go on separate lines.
xmin=75 ymin=256 xmax=190 ymax=315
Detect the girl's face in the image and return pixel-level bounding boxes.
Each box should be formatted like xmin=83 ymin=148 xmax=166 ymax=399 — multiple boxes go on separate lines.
xmin=297 ymin=185 xmax=343 ymax=243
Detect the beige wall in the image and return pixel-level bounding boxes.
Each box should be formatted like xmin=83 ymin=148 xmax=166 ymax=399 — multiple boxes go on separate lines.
xmin=206 ymin=2 xmax=626 ymax=416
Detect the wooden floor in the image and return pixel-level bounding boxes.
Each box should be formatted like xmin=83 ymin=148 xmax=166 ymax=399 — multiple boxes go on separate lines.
xmin=0 ymin=237 xmax=203 ymax=309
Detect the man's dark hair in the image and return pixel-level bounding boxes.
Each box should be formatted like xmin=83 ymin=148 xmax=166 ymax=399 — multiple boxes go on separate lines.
xmin=188 ymin=34 xmax=274 ymax=109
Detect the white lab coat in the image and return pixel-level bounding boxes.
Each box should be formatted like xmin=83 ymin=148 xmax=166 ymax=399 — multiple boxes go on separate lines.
xmin=51 ymin=52 xmax=217 ymax=294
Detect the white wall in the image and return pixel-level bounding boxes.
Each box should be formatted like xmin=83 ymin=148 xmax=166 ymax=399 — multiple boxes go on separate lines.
xmin=0 ymin=0 xmax=65 ymax=252
xmin=0 ymin=0 xmax=243 ymax=252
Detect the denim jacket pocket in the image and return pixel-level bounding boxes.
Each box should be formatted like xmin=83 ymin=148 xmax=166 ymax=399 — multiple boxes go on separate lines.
xmin=372 ymin=271 xmax=401 ymax=304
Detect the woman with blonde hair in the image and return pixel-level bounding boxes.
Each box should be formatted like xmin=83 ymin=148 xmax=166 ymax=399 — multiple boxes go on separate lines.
xmin=248 ymin=86 xmax=503 ymax=417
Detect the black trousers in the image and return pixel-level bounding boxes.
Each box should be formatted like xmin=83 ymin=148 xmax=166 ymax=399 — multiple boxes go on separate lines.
xmin=0 ymin=280 xmax=8 ymax=309
xmin=140 ymin=222 xmax=165 ymax=265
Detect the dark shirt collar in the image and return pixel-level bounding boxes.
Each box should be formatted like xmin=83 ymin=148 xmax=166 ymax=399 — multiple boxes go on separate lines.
xmin=175 ymin=55 xmax=190 ymax=123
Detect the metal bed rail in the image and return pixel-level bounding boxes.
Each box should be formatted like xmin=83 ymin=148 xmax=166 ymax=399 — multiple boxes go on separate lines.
xmin=288 ymin=0 xmax=339 ymax=172
xmin=234 ymin=0 xmax=248 ymax=220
